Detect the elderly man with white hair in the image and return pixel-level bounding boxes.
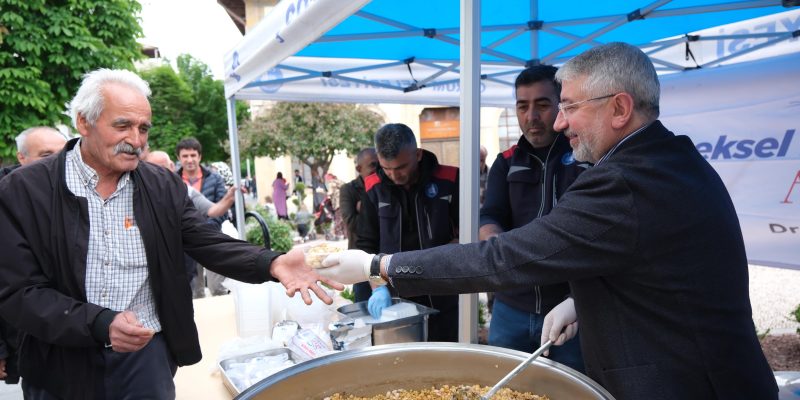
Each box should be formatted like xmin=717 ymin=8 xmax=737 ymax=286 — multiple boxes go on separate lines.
xmin=0 ymin=127 xmax=67 ymax=179
xmin=0 ymin=69 xmax=340 ymax=399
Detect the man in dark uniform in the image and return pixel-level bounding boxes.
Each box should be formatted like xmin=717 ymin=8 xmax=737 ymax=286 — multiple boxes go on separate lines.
xmin=356 ymin=123 xmax=459 ymax=342
xmin=480 ymin=65 xmax=588 ymax=371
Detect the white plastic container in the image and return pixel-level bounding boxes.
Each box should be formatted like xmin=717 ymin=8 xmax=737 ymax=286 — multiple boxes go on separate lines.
xmin=226 ymin=280 xmax=287 ymax=338
xmin=379 ymin=301 xmax=419 ymax=320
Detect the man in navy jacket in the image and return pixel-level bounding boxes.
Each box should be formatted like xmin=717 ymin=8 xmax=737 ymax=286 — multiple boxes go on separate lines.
xmin=480 ymin=65 xmax=587 ymax=372
xmin=318 ymin=43 xmax=777 ymax=399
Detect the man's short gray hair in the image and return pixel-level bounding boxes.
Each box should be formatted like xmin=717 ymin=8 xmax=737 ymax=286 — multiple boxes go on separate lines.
xmin=15 ymin=126 xmax=64 ymax=156
xmin=374 ymin=123 xmax=417 ymax=160
xmin=68 ymin=69 xmax=151 ymax=129
xmin=556 ymin=42 xmax=660 ymax=120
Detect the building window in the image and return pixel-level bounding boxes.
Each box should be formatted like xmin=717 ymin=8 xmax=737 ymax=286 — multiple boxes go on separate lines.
xmin=498 ymin=109 xmax=520 ymax=151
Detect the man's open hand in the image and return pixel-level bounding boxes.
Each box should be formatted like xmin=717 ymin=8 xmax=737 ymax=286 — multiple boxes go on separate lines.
xmin=270 ymin=248 xmax=344 ymax=305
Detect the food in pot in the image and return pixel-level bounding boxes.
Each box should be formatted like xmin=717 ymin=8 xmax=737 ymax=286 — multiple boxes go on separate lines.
xmin=324 ymin=384 xmax=549 ymax=399
xmin=305 ymin=243 xmax=343 ymax=268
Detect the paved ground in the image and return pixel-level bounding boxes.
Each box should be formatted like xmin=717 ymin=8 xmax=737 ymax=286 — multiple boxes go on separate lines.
xmin=749 ymin=265 xmax=800 ymax=335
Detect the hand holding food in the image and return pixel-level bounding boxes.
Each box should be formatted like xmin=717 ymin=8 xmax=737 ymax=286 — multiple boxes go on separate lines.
xmin=305 ymin=243 xmax=343 ymax=268
xmin=316 ymin=249 xmax=373 ymax=284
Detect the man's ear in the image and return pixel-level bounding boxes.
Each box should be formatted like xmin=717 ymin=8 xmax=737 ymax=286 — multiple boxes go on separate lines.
xmin=610 ymin=93 xmax=635 ymax=129
xmin=16 ymin=152 xmax=25 ymax=165
xmin=415 ymin=148 xmax=423 ymax=162
xmin=76 ymin=114 xmax=91 ymax=137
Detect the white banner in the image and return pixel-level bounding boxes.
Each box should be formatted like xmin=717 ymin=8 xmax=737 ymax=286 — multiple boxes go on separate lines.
xmin=223 ymin=0 xmax=371 ymax=97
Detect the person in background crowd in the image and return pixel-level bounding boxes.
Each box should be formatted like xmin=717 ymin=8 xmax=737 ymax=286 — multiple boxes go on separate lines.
xmin=479 ymin=65 xmax=588 ymax=372
xmin=144 ymin=151 xmax=239 ymax=219
xmin=175 ymin=138 xmax=228 ymax=228
xmin=250 ymin=177 xmax=257 ymax=199
xmin=477 ymin=144 xmax=493 ymax=317
xmin=263 ymin=195 xmax=277 ymax=218
xmin=325 ymin=173 xmax=345 ymax=240
xmin=0 ymin=126 xmax=67 ymax=392
xmin=311 ymin=168 xmax=327 ymax=211
xmin=339 ymin=148 xmax=378 ymax=302
xmin=478 ymin=145 xmax=488 ymax=206
xmin=0 ymin=68 xmax=339 ymax=399
xmin=294 ymin=204 xmax=313 ymax=241
xmin=272 ymin=172 xmax=290 ymax=220
xmin=0 ymin=127 xmax=67 ymax=179
xmin=318 ymin=42 xmax=778 ymax=400
xmin=175 ymin=137 xmax=230 ymax=297
xmin=356 ymin=123 xmax=460 ymax=342
xmin=293 ymin=168 xmax=304 ymax=197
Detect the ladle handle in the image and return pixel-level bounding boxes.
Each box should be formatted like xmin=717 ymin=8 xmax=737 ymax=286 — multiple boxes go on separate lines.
xmin=481 ymin=339 xmax=553 ymax=400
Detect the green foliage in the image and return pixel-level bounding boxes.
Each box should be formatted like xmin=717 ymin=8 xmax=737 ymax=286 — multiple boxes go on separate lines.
xmin=794 ymin=303 xmax=800 ymax=323
xmin=139 ymin=63 xmax=195 ymax=153
xmin=239 ymin=102 xmax=383 ymax=175
xmin=478 ymin=299 xmax=487 ymax=327
xmin=339 ymin=286 xmax=355 ymax=302
xmin=291 ymin=181 xmax=307 ymax=207
xmin=0 ymin=0 xmax=143 ymax=164
xmin=176 ymin=54 xmax=249 ymax=161
xmin=140 ymin=55 xmax=249 ymax=162
xmin=245 ymin=205 xmax=294 ymax=253
xmin=794 ymin=303 xmax=800 ymax=334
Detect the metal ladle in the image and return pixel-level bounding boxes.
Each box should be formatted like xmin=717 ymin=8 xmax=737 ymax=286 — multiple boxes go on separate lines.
xmin=481 ymin=339 xmax=554 ymax=400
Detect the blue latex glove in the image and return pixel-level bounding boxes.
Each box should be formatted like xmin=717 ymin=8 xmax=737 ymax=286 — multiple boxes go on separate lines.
xmin=367 ymin=286 xmax=392 ymax=318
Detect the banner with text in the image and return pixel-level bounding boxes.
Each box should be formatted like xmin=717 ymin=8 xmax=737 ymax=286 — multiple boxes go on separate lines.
xmin=659 ymin=54 xmax=799 ymax=269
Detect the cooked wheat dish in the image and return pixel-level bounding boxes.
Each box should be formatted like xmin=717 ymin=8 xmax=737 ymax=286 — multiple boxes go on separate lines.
xmin=324 ymin=384 xmax=549 ymax=400
xmin=305 ymin=243 xmax=343 ymax=268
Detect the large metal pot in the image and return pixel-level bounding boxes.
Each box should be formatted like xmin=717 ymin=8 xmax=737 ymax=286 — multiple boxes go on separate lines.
xmin=237 ymin=343 xmax=614 ymax=399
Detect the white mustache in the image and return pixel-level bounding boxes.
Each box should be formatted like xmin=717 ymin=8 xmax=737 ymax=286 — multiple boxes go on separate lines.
xmin=114 ymin=142 xmax=143 ymax=156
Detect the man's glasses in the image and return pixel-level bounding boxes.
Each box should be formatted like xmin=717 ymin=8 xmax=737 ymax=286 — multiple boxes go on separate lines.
xmin=557 ymin=93 xmax=618 ymax=117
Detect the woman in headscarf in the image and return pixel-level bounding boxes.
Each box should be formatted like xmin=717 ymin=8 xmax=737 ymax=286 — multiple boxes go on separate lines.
xmin=272 ymin=172 xmax=290 ymax=219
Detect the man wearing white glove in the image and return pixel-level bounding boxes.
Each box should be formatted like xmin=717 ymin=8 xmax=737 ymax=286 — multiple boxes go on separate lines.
xmin=316 ymin=43 xmax=778 ymax=400
xmin=540 ymin=298 xmax=578 ymax=357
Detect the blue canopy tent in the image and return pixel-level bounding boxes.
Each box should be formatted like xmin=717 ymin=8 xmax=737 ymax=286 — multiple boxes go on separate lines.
xmin=223 ymin=0 xmax=800 ymax=341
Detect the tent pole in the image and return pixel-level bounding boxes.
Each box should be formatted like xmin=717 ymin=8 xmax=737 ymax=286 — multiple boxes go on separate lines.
xmin=226 ymin=97 xmax=246 ymax=240
xmin=458 ymin=0 xmax=480 ymax=344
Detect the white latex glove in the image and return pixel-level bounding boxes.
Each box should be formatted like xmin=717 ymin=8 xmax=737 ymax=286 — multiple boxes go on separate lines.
xmin=318 ymin=249 xmax=373 ymax=284
xmin=541 ymin=297 xmax=578 ymax=356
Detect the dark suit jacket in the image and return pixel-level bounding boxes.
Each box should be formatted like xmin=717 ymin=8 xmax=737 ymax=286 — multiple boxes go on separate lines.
xmin=389 ymin=121 xmax=777 ymax=400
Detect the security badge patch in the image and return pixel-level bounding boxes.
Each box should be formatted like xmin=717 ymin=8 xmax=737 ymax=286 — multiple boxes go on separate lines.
xmin=425 ymin=182 xmax=438 ymax=198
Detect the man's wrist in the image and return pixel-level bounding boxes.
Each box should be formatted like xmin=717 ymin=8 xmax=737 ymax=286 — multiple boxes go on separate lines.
xmin=380 ymin=255 xmax=392 ymax=280
xmin=369 ymin=253 xmax=387 ymax=285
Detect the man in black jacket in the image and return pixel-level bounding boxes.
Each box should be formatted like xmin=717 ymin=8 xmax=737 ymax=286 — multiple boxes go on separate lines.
xmin=318 ymin=43 xmax=778 ymax=399
xmin=339 ymin=147 xmax=378 ymax=302
xmin=356 ymin=124 xmax=459 ymax=342
xmin=480 ymin=66 xmax=588 ymax=372
xmin=0 ymin=126 xmax=67 ymax=389
xmin=0 ymin=69 xmax=338 ymax=399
